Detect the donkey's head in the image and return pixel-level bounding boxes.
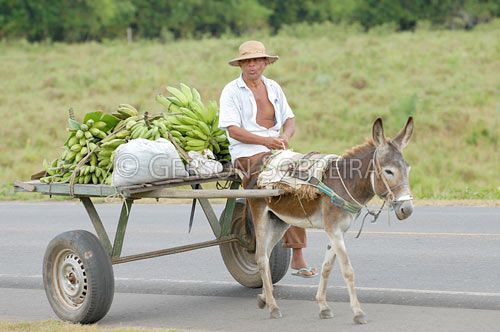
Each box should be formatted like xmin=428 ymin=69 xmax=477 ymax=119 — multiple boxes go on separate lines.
xmin=371 ymin=117 xmax=414 ymax=220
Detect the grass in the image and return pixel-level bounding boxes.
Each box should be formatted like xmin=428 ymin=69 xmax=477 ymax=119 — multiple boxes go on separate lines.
xmin=0 ymin=320 xmax=177 ymax=332
xmin=0 ymin=21 xmax=499 ymax=200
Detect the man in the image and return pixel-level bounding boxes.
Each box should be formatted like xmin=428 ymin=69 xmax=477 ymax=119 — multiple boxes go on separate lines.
xmin=218 ymin=40 xmax=317 ymax=277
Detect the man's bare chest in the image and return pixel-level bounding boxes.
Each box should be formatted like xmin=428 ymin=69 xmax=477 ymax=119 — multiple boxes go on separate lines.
xmin=250 ymin=88 xmax=275 ymax=128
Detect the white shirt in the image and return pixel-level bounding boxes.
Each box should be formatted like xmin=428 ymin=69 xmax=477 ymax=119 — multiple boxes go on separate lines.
xmin=218 ymin=75 xmax=295 ymax=162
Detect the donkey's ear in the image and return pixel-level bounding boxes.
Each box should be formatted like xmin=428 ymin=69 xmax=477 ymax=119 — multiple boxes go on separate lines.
xmin=372 ymin=117 xmax=386 ymax=147
xmin=392 ymin=117 xmax=414 ymax=150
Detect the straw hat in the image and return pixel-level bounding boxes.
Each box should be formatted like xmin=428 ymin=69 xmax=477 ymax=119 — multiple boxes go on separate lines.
xmin=228 ymin=40 xmax=279 ymax=66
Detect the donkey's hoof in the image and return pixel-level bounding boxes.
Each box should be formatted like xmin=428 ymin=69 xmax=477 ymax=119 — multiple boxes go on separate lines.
xmin=353 ymin=313 xmax=367 ymax=324
xmin=270 ymin=308 xmax=282 ymax=319
xmin=257 ymin=294 xmax=266 ymax=309
xmin=319 ymin=308 xmax=333 ymax=319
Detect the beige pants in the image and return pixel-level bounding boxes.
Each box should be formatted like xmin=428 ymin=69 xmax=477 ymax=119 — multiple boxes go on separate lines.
xmin=234 ymin=152 xmax=307 ymax=250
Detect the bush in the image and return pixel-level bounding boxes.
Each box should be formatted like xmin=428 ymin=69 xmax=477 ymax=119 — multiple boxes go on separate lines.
xmin=0 ymin=0 xmax=498 ymax=42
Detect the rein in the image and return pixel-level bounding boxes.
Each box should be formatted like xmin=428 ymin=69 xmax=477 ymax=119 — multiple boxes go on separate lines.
xmin=334 ymin=155 xmax=385 ymax=238
xmin=333 ymin=144 xmax=412 ymax=238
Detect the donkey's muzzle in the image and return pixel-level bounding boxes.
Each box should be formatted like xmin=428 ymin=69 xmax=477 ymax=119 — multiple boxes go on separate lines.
xmin=393 ymin=199 xmax=413 ymax=220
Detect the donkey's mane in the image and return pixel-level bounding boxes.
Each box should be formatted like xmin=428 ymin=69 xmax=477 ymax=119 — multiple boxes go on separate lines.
xmin=342 ymin=139 xmax=376 ymax=159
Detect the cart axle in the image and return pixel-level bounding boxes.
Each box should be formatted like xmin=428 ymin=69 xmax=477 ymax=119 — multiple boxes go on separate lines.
xmin=111 ymin=235 xmax=240 ymax=265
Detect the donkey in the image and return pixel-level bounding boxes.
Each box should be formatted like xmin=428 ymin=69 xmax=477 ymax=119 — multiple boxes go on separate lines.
xmin=248 ymin=117 xmax=414 ymax=323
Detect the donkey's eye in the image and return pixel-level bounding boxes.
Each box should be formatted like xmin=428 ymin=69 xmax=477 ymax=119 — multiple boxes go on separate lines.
xmin=384 ymin=169 xmax=394 ymax=176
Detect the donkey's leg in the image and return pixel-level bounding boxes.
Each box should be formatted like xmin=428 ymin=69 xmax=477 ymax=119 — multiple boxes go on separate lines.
xmin=315 ymin=245 xmax=337 ymax=319
xmin=256 ymin=220 xmax=289 ymax=313
xmin=331 ymin=231 xmax=367 ymax=324
xmin=252 ymin=205 xmax=288 ymax=318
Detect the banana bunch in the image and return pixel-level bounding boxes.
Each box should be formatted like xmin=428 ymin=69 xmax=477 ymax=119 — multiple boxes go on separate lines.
xmin=156 ymin=83 xmax=230 ymax=161
xmin=127 ymin=117 xmax=166 ymax=140
xmin=95 ymin=112 xmax=172 ymax=171
xmin=62 ymin=118 xmax=107 ymax=164
xmin=40 ymin=158 xmax=75 ymax=184
xmin=71 ymin=153 xmax=112 ymax=185
xmin=112 ymin=104 xmax=139 ymax=120
xmin=40 ymin=118 xmax=111 ymax=184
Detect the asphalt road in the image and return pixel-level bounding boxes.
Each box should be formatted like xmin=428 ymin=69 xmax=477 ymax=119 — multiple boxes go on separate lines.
xmin=0 ymin=202 xmax=499 ymax=331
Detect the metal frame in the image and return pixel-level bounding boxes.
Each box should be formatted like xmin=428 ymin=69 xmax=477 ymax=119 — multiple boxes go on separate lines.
xmin=14 ymin=174 xmax=282 ymax=265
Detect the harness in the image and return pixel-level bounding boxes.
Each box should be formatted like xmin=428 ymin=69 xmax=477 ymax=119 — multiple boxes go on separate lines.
xmin=291 ymin=144 xmax=413 ymax=237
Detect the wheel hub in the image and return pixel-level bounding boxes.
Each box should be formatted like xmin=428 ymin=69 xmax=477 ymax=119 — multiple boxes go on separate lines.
xmin=55 ymin=251 xmax=88 ymax=308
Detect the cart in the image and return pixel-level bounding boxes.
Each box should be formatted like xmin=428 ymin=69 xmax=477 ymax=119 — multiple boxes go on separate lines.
xmin=14 ymin=170 xmax=291 ymax=324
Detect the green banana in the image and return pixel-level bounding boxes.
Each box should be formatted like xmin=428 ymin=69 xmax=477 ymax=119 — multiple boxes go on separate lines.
xmin=214 ymin=134 xmax=228 ymax=143
xmin=115 ymin=130 xmax=130 ymax=139
xmin=126 ymin=120 xmax=137 ymax=130
xmin=172 ymin=124 xmax=194 ymax=133
xmin=98 ymin=159 xmax=110 ymax=167
xmin=196 ymin=120 xmax=212 ymax=136
xmin=167 ymin=86 xmax=189 ymax=106
xmin=89 ymin=128 xmax=106 ymax=139
xmin=179 ymin=83 xmax=193 ymax=102
xmin=187 ymin=129 xmax=208 ymax=140
xmin=156 ymin=94 xmax=172 ymax=110
xmin=186 ymin=138 xmax=207 ymax=147
xmin=167 ymin=96 xmax=185 ymax=108
xmin=98 ymin=149 xmax=113 ymax=158
xmin=178 ymin=115 xmax=199 ymax=126
xmin=117 ymin=104 xmax=138 ymax=117
xmin=168 ymin=103 xmax=181 ymax=113
xmin=93 ymin=121 xmax=107 ymax=129
xmin=67 ymin=136 xmax=78 ymax=147
xmin=102 ymin=139 xmax=125 ymax=149
xmin=191 ymin=87 xmax=202 ymax=103
xmin=211 ymin=140 xmax=221 ymax=153
xmin=65 ymin=151 xmax=77 ymax=162
xmin=70 ymin=144 xmax=82 ymax=152
xmin=90 ymin=154 xmax=98 ymax=166
xmin=74 ymin=152 xmax=84 ymax=163
xmin=189 ymin=101 xmax=210 ymax=123
xmin=169 ymin=130 xmax=183 ymax=138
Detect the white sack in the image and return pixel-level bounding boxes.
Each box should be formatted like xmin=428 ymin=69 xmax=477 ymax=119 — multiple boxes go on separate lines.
xmin=112 ymin=138 xmax=188 ymax=187
xmin=187 ymin=149 xmax=223 ymax=176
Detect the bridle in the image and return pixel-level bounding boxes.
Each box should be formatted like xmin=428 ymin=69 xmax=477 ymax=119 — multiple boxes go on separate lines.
xmin=335 ymin=143 xmax=413 ymax=237
xmin=371 ymin=144 xmax=413 ymax=204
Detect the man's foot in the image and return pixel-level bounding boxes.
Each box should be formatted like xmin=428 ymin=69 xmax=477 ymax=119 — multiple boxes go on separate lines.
xmin=290 ymin=248 xmax=317 ymax=276
xmin=291 ymin=267 xmax=318 ymax=278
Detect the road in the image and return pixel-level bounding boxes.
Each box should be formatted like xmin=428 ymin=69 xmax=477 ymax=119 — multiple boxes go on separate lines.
xmin=0 ymin=202 xmax=499 ymax=331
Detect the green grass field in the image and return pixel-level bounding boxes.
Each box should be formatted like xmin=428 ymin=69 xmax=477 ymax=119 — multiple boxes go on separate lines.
xmin=1 ymin=22 xmax=498 ymax=200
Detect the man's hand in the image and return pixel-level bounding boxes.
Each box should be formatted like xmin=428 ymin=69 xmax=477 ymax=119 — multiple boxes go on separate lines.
xmin=279 ymin=134 xmax=290 ymax=149
xmin=265 ymin=137 xmax=288 ymax=150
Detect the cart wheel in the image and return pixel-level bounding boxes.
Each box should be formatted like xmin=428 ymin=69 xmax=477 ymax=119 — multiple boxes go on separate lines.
xmin=220 ymin=200 xmax=291 ymax=288
xmin=43 ymin=230 xmax=114 ymax=324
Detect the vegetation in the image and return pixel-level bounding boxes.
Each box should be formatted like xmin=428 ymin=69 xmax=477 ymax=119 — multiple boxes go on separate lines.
xmin=0 ymin=21 xmax=498 ymax=200
xmin=0 ymin=320 xmax=177 ymax=331
xmin=0 ymin=0 xmax=499 ymax=42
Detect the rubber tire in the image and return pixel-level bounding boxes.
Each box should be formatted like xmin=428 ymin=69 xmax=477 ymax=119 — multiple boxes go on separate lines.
xmin=220 ymin=199 xmax=291 ymax=288
xmin=43 ymin=230 xmax=114 ymax=324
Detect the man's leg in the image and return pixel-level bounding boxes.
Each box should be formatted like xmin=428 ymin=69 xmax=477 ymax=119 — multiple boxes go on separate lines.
xmin=283 ymin=226 xmax=317 ymax=276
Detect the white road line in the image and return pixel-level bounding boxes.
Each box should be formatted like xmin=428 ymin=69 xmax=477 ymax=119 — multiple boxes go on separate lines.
xmin=1 ymin=274 xmax=499 ymax=297
xmin=307 ymin=229 xmax=500 ymax=238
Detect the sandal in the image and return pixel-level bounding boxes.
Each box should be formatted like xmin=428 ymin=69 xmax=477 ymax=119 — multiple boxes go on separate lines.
xmin=291 ymin=267 xmax=318 ymax=278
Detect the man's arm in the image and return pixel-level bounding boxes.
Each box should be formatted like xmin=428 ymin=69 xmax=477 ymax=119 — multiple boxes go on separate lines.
xmin=227 ymin=126 xmax=287 ymax=150
xmin=281 ymin=117 xmax=295 ymax=141
xmin=278 ymin=117 xmax=295 ymax=148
